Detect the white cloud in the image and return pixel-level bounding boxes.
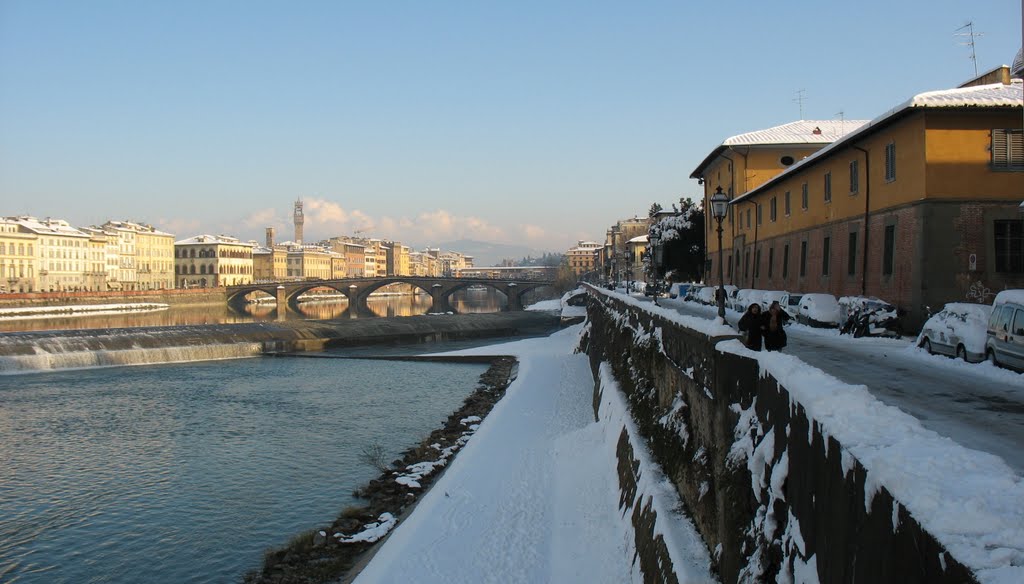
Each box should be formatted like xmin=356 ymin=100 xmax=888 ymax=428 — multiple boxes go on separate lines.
xmin=520 ymin=223 xmax=546 ymax=241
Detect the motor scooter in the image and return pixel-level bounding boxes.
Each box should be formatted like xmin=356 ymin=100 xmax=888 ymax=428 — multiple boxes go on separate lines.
xmin=849 ymin=306 xmax=904 ymax=339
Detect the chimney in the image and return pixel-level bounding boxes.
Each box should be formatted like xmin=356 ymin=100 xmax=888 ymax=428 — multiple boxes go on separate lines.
xmin=266 ymin=227 xmax=275 ymax=248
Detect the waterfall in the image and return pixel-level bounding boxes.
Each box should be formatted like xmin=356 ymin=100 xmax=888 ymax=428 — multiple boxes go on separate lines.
xmin=0 ymin=342 xmax=264 ymax=374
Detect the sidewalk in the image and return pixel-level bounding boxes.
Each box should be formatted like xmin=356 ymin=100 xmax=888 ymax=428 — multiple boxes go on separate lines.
xmin=351 ymin=325 xmax=713 ymax=584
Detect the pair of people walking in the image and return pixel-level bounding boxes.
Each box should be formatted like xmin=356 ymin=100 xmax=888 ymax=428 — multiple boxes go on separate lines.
xmin=738 ymin=301 xmax=790 ymax=351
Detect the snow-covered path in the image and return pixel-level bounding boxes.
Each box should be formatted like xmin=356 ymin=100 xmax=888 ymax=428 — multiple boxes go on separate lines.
xmin=352 ymin=326 xmax=646 ymax=584
xmin=655 ymin=296 xmax=1024 ymax=474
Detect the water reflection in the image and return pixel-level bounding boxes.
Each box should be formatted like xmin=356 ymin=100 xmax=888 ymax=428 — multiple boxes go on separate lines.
xmin=0 ymin=288 xmax=515 ymax=333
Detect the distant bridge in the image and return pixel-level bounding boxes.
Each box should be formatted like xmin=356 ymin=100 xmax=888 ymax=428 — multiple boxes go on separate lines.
xmin=225 ymin=277 xmax=555 ymax=316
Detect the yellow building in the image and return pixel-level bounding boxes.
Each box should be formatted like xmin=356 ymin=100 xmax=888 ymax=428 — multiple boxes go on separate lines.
xmin=286 ymin=246 xmax=333 ymax=280
xmin=603 ymin=217 xmax=651 ymax=283
xmin=252 ymin=245 xmax=288 ymax=282
xmin=0 ymin=218 xmax=38 ymax=293
xmin=695 ymin=70 xmax=1024 ymax=327
xmin=565 ymin=240 xmax=602 ymax=277
xmin=174 ymin=234 xmax=254 ymax=288
xmin=102 ymin=221 xmax=175 ymax=290
xmin=12 ymin=216 xmax=91 ymax=292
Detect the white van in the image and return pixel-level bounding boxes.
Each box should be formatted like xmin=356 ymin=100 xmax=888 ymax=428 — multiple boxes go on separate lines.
xmin=986 ymin=290 xmax=1024 ymax=370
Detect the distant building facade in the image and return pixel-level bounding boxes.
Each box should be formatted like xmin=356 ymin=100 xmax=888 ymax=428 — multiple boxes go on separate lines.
xmin=174 ymin=234 xmax=254 ymax=288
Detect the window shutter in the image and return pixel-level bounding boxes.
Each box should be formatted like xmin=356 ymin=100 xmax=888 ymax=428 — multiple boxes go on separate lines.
xmin=993 ymin=129 xmax=1009 ymax=168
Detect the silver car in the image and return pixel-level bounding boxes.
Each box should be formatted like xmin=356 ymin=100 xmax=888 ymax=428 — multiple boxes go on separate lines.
xmin=986 ymin=301 xmax=1024 ymax=371
xmin=918 ymin=303 xmax=992 ymax=362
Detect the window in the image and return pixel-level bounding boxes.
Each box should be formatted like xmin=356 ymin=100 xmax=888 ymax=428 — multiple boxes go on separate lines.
xmin=848 ymin=232 xmax=858 ymax=276
xmin=757 ymin=204 xmax=763 ymax=225
xmin=784 ymin=191 xmax=791 ymax=216
xmin=822 ymin=236 xmax=831 ymax=276
xmin=770 ymin=197 xmax=777 ymax=222
xmin=824 ymin=172 xmax=832 ymax=203
xmin=883 ymin=225 xmax=896 ymax=275
xmin=799 ymin=241 xmax=807 ymax=277
xmin=992 ymin=129 xmax=1024 ymax=170
xmin=1014 ymin=309 xmax=1024 ymax=336
xmin=850 ymin=160 xmax=860 ymax=193
xmin=755 ymin=249 xmax=761 ymax=278
xmin=768 ymin=247 xmax=774 ymax=278
xmin=995 ymin=220 xmax=1024 ymax=272
xmin=746 ymin=209 xmax=751 ymax=229
xmin=744 ymin=251 xmax=750 ymax=278
xmin=801 ymin=183 xmax=808 ymax=210
xmin=884 ymin=142 xmax=896 ymax=181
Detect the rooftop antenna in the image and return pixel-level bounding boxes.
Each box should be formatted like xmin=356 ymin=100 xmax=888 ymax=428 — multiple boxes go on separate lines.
xmin=793 ymin=89 xmax=807 ymax=119
xmin=954 ymin=21 xmax=984 ymax=77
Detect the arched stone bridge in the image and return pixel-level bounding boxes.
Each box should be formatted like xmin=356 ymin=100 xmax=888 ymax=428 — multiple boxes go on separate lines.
xmin=225 ymin=277 xmax=555 ymax=316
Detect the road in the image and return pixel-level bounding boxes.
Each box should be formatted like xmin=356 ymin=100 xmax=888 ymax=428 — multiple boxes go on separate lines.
xmin=647 ymin=296 xmax=1024 ymax=474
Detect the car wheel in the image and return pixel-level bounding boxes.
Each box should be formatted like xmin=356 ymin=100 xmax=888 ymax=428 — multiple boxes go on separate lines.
xmin=956 ymin=345 xmax=968 ymax=362
xmin=920 ymin=337 xmax=932 ymax=354
xmin=987 ymin=349 xmax=998 ymax=366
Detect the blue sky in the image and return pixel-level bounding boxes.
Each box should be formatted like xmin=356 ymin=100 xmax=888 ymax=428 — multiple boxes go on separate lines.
xmin=1 ymin=1 xmax=1021 ymax=254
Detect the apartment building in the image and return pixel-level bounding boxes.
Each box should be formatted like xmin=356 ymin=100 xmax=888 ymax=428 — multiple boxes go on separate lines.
xmin=174 ymin=234 xmax=254 ymax=288
xmin=102 ymin=221 xmax=175 ymax=290
xmin=694 ymin=67 xmax=1024 ymax=327
xmin=0 ymin=218 xmax=38 ymax=293
xmin=565 ymin=240 xmax=602 ymax=277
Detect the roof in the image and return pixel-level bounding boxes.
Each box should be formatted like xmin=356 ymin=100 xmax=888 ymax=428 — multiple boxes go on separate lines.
xmin=731 ymin=80 xmax=1024 ymax=206
xmin=627 ymin=234 xmax=649 ymax=244
xmin=690 ymin=120 xmax=869 ymax=179
xmin=175 ymin=234 xmax=244 ymax=245
xmin=9 ymin=216 xmax=90 ymax=238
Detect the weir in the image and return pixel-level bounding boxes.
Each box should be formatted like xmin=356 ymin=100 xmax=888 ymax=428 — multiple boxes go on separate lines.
xmin=0 ymin=312 xmax=560 ymax=374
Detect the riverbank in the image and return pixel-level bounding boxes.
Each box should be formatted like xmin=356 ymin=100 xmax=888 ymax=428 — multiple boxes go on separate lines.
xmin=243 ymin=355 xmax=518 ymax=584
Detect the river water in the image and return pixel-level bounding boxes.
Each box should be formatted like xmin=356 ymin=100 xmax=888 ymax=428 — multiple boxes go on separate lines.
xmin=0 ymin=344 xmax=499 ymax=583
xmin=0 ymin=288 xmax=513 ymax=334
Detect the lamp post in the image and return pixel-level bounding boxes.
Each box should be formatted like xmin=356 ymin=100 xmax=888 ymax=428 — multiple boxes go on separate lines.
xmin=710 ymin=186 xmax=730 ymax=320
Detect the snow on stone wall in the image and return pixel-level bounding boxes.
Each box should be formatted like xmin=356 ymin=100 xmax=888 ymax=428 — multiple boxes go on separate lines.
xmin=583 ymin=284 xmax=1020 ymax=584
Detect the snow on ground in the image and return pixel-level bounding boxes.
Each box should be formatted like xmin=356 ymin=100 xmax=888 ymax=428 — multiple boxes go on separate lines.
xmin=0 ymin=302 xmax=169 ymax=320
xmin=352 ymin=325 xmax=715 ymax=584
xmin=719 ymin=340 xmax=1024 ymax=584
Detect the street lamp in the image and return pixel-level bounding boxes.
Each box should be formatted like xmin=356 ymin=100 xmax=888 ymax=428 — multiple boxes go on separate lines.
xmin=710 ymin=186 xmax=730 ymax=320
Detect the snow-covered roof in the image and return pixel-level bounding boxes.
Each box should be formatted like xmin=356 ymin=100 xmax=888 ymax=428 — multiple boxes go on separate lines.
xmin=102 ymin=220 xmax=174 ymax=237
xmin=627 ymin=234 xmax=649 ymax=244
xmin=9 ymin=216 xmax=89 ymax=238
xmin=175 ymin=234 xmax=244 ymax=245
xmin=722 ymin=119 xmax=869 ymax=147
xmin=731 ymin=80 xmax=1024 ymax=206
xmin=690 ymin=120 xmax=869 ymax=179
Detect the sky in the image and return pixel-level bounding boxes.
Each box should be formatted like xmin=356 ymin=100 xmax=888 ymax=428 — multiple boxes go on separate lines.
xmin=1 ymin=1 xmax=1021 ymax=256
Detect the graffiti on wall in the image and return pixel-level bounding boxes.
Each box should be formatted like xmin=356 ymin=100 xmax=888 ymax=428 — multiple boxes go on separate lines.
xmin=965 ymin=280 xmax=995 ymax=303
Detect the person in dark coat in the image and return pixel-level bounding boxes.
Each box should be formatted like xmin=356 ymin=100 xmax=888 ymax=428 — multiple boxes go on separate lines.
xmin=763 ymin=300 xmax=791 ymax=351
xmin=738 ymin=302 xmax=765 ymax=351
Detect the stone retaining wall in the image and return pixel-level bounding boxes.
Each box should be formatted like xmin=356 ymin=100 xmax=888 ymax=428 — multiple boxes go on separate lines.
xmin=582 ymin=286 xmax=977 ymax=584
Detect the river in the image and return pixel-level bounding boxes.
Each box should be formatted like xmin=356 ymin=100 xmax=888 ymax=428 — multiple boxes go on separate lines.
xmin=0 ymin=344 xmax=502 ymax=583
xmin=0 ymin=288 xmax=516 ymax=334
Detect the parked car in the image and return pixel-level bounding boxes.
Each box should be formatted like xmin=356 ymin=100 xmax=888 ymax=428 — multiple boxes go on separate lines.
xmin=797 ymin=293 xmax=843 ymax=328
xmin=758 ymin=290 xmax=789 ymax=310
xmin=732 ymin=289 xmax=759 ymax=312
xmin=667 ymin=283 xmax=691 ymax=299
xmin=644 ymin=282 xmax=661 ymax=297
xmin=986 ymin=290 xmax=1024 ymax=370
xmin=918 ymin=303 xmax=993 ymax=362
xmin=696 ymin=286 xmax=718 ymax=305
xmin=683 ymin=284 xmax=704 ymax=302
xmin=781 ymin=293 xmax=803 ymax=319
